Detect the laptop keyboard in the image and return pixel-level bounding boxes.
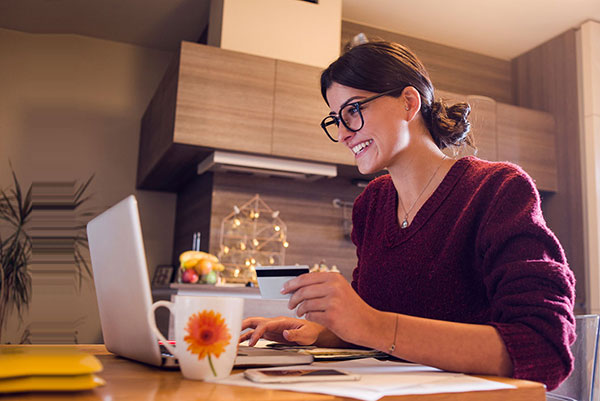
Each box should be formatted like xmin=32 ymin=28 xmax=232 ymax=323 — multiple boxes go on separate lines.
xmin=159 ymin=344 xmax=174 ymax=357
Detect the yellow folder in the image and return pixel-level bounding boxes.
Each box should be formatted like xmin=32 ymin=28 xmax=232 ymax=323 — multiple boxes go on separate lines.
xmin=0 ymin=346 xmax=103 ymax=378
xmin=0 ymin=346 xmax=104 ymax=392
xmin=0 ymin=374 xmax=105 ymax=393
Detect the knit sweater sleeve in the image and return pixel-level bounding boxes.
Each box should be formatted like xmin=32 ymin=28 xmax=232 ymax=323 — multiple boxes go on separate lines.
xmin=350 ymin=185 xmax=369 ymax=292
xmin=476 ymin=167 xmax=576 ymax=390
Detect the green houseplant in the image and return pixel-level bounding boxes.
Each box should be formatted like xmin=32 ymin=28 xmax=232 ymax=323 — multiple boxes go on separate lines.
xmin=0 ymin=168 xmax=33 ymax=343
xmin=0 ymin=168 xmax=93 ymax=343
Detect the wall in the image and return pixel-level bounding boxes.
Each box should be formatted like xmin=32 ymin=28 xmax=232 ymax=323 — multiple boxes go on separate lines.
xmin=578 ymin=20 xmax=600 ymax=313
xmin=0 ymin=28 xmax=175 ymax=343
xmin=208 ymin=0 xmax=342 ymax=68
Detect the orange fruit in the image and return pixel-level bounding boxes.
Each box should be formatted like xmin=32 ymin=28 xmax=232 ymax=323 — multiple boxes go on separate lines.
xmin=196 ymin=259 xmax=213 ymax=275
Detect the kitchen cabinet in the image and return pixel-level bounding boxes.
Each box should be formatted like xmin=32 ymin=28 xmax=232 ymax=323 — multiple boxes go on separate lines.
xmin=137 ymin=42 xmax=276 ymax=191
xmin=497 ymin=103 xmax=557 ymax=191
xmin=271 ymin=60 xmax=355 ymax=165
xmin=175 ymin=42 xmax=275 ymax=153
xmin=436 ymin=91 xmax=557 ymax=191
xmin=137 ymin=41 xmax=558 ymax=192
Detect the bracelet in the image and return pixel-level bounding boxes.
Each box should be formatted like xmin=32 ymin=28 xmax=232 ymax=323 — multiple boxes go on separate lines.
xmin=388 ymin=314 xmax=398 ymax=354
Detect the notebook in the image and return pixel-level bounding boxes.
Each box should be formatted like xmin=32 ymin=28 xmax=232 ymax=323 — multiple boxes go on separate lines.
xmin=86 ymin=195 xmax=313 ymax=368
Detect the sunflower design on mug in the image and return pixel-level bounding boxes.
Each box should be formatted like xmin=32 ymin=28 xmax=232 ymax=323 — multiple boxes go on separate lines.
xmin=184 ymin=310 xmax=231 ymax=376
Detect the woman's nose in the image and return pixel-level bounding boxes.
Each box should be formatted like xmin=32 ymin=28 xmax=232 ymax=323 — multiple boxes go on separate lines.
xmin=338 ymin=125 xmax=355 ymax=143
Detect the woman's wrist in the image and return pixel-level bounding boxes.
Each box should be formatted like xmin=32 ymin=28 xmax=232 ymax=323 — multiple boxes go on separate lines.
xmin=315 ymin=325 xmax=352 ymax=347
xmin=338 ymin=307 xmax=398 ymax=352
xmin=377 ymin=310 xmax=400 ymax=354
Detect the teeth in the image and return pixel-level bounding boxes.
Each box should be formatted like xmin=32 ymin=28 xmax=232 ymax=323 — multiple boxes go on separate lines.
xmin=352 ymin=140 xmax=373 ymax=155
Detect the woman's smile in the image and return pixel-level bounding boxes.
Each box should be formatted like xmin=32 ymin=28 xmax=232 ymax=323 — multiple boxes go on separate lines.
xmin=350 ymin=139 xmax=374 ymax=157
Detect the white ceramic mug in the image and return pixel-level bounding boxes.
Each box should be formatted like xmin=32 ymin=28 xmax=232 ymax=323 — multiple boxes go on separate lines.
xmin=148 ymin=295 xmax=244 ymax=380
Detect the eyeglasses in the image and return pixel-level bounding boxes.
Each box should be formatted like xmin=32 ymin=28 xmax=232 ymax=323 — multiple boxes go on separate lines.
xmin=320 ymin=87 xmax=405 ymax=143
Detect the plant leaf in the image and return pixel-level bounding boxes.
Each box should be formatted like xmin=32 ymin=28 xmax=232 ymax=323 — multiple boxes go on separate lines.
xmin=74 ymin=174 xmax=94 ymax=205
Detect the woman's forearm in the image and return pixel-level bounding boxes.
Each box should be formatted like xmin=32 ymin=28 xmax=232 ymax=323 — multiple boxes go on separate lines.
xmin=358 ymin=311 xmax=513 ymax=377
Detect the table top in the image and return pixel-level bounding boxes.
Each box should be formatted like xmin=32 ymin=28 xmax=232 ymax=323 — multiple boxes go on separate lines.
xmin=1 ymin=345 xmax=546 ymax=401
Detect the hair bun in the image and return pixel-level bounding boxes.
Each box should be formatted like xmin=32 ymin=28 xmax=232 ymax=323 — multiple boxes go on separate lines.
xmin=429 ymin=100 xmax=472 ymax=149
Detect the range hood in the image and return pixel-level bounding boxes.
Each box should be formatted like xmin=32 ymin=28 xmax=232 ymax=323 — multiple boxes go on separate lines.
xmin=197 ymin=151 xmax=337 ymax=181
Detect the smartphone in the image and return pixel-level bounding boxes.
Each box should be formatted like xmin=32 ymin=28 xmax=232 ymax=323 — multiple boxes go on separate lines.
xmin=244 ymin=368 xmax=360 ymax=383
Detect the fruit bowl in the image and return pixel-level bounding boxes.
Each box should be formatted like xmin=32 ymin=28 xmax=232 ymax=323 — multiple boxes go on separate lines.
xmin=178 ymin=250 xmax=225 ymax=285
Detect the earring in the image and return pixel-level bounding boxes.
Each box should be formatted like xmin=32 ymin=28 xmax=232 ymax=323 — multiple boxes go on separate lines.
xmin=405 ymin=106 xmax=409 ymax=111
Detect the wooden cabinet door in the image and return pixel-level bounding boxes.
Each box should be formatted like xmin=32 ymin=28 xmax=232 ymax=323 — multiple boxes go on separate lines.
xmin=271 ymin=60 xmax=355 ymax=165
xmin=174 ymin=42 xmax=275 ymax=154
xmin=497 ymin=103 xmax=557 ymax=192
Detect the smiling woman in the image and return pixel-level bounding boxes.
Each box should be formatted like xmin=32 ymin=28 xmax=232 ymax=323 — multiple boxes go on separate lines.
xmin=319 ymin=43 xmax=471 ymax=154
xmin=240 ymin=39 xmax=576 ymax=391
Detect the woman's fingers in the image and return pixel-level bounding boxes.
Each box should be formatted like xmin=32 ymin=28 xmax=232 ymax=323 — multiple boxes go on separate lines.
xmin=288 ymin=282 xmax=331 ymax=310
xmin=286 ymin=273 xmax=348 ymax=312
xmin=303 ymin=311 xmax=328 ymax=327
xmin=242 ymin=317 xmax=287 ymax=345
xmin=282 ymin=272 xmax=331 ymax=294
xmin=239 ymin=317 xmax=311 ymax=346
xmin=282 ymin=324 xmax=320 ymax=345
xmin=287 ymin=273 xmax=347 ymax=306
xmin=242 ymin=317 xmax=268 ymax=331
xmin=239 ymin=330 xmax=252 ymax=343
xmin=295 ymin=297 xmax=328 ymax=318
xmin=247 ymin=324 xmax=270 ymax=346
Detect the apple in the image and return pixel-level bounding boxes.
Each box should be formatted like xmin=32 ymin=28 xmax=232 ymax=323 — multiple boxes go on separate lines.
xmin=181 ymin=268 xmax=199 ymax=283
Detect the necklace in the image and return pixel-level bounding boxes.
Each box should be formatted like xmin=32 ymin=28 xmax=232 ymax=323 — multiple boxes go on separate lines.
xmin=398 ymin=155 xmax=447 ymax=229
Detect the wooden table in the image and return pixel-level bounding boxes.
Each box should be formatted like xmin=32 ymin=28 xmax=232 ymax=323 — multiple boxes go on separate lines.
xmin=1 ymin=345 xmax=546 ymax=400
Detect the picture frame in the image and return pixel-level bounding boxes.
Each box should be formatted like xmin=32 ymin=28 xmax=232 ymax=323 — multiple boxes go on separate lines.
xmin=151 ymin=265 xmax=175 ymax=287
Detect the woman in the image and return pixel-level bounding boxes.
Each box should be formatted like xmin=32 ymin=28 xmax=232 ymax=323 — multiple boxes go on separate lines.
xmin=240 ymin=40 xmax=575 ymax=390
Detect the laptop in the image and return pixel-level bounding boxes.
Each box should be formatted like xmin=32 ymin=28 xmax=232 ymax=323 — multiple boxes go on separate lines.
xmin=86 ymin=195 xmax=313 ymax=368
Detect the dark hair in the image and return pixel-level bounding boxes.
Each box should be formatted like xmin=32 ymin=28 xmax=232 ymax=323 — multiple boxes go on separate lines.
xmin=320 ymin=40 xmax=472 ymax=150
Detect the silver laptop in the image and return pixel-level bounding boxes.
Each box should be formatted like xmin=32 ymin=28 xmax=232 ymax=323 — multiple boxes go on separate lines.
xmin=86 ymin=195 xmax=313 ymax=368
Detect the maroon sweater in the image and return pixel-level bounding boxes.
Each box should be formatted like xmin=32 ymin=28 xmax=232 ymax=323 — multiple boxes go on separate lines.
xmin=350 ymin=156 xmax=576 ymax=390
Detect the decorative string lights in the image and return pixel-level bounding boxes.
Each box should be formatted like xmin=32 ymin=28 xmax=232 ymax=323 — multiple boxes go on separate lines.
xmin=218 ymin=194 xmax=289 ymax=284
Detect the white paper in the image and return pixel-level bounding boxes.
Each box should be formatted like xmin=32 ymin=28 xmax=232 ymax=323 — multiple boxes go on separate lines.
xmin=215 ymin=358 xmax=515 ymax=401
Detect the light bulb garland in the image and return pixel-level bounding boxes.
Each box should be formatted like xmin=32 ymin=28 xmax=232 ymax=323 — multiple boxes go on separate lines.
xmin=218 ymin=194 xmax=289 ymax=284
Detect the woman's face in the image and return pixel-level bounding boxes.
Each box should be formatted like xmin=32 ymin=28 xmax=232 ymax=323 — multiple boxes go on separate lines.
xmin=325 ymin=82 xmax=409 ymax=175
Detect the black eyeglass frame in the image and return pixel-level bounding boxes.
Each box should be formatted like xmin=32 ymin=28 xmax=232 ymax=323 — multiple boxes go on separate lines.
xmin=320 ymin=87 xmax=406 ymax=143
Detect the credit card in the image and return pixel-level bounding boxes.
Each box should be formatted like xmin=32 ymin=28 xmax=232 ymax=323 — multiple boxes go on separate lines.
xmin=255 ymin=265 xmax=310 ymax=299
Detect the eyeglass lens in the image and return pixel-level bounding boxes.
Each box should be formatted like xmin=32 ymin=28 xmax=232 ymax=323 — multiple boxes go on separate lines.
xmin=322 ymin=103 xmax=364 ymax=141
xmin=341 ymin=103 xmax=364 ymax=131
xmin=322 ymin=116 xmax=339 ymax=142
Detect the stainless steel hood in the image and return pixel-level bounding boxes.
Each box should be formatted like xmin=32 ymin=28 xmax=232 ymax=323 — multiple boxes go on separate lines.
xmin=197 ymin=151 xmax=337 ymax=181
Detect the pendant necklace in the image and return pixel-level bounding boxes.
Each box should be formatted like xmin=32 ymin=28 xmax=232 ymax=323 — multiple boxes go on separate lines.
xmin=398 ymin=155 xmax=447 ymax=229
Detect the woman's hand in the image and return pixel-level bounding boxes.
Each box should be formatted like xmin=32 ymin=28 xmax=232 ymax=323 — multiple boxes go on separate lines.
xmin=240 ymin=316 xmax=325 ymax=346
xmin=283 ymin=272 xmax=380 ymax=346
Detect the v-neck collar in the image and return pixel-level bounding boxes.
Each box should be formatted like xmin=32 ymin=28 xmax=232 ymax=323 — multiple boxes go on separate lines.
xmin=383 ymin=156 xmax=473 ymax=248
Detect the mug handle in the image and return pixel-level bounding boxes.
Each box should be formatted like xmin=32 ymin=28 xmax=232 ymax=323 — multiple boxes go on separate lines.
xmin=148 ymin=301 xmax=177 ymax=357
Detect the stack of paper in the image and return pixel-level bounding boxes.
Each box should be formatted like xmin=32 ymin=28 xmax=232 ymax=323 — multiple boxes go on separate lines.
xmin=0 ymin=347 xmax=104 ymax=393
xmin=297 ymin=347 xmax=388 ymax=361
xmin=219 ymin=358 xmax=515 ymax=401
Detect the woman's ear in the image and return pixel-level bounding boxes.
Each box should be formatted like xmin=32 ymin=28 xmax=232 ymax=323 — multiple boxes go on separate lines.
xmin=402 ymin=86 xmax=422 ymax=121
